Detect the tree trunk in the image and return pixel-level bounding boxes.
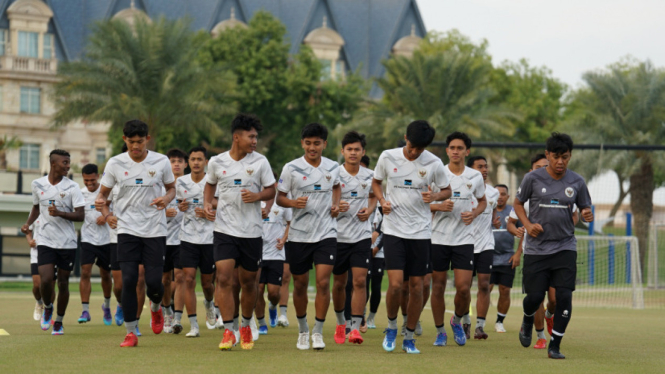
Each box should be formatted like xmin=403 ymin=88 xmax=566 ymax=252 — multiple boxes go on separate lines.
xmin=629 ymin=156 xmax=654 ymax=277
xmin=606 ymin=174 xmax=629 ymax=228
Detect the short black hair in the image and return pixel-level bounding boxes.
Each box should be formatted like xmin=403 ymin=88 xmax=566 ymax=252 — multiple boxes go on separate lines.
xmin=530 ymin=153 xmax=547 ymax=168
xmin=495 ymin=184 xmax=509 ymax=192
xmin=188 ymin=146 xmax=208 ymax=159
xmin=121 ymin=143 xmax=128 ymax=153
xmin=446 ymin=131 xmax=472 ymax=149
xmin=405 ymin=120 xmax=435 ymax=148
xmin=342 ymin=131 xmax=366 ymax=149
xmin=231 ymin=113 xmax=263 ymax=134
xmin=166 ymin=148 xmax=188 ymax=162
xmin=81 ymin=164 xmax=99 ymax=175
xmin=301 ymin=123 xmax=328 ymax=140
xmin=123 ymin=119 xmax=148 ymax=138
xmin=546 ymin=132 xmax=574 ymax=154
xmin=361 ymin=155 xmax=371 ymax=168
xmin=49 ymin=149 xmax=70 ymax=162
xmin=467 ymin=155 xmax=487 ymax=168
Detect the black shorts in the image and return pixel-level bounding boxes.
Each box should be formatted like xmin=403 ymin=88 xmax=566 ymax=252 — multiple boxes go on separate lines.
xmin=110 ymin=243 xmax=120 ymax=271
xmin=164 ymin=245 xmax=181 ymax=272
xmin=37 ymin=246 xmax=76 ymax=272
xmin=473 ymin=251 xmax=494 ymax=275
xmin=367 ymin=257 xmax=385 ymax=278
xmin=383 ymin=235 xmax=430 ymax=277
xmin=260 ymin=260 xmax=285 ymax=286
xmin=431 ymin=244 xmax=474 ymax=272
xmin=180 ymin=241 xmax=215 ymax=274
xmin=286 ymin=238 xmax=337 ymax=276
xmin=117 ymin=234 xmax=165 ymax=269
xmin=523 ymin=250 xmax=577 ymax=294
xmin=490 ymin=265 xmax=515 ymax=288
xmin=80 ymin=243 xmax=111 ymax=271
xmin=333 ymin=239 xmax=371 ymax=275
xmin=213 ymin=232 xmax=262 ymax=272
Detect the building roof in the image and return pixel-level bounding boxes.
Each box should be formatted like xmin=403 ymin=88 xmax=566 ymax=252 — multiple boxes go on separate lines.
xmin=0 ymin=0 xmax=425 ymax=95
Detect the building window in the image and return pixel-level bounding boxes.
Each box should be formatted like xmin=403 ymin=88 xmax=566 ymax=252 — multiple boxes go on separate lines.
xmin=19 ymin=144 xmax=40 ymax=170
xmin=96 ymin=148 xmax=106 ymax=164
xmin=43 ymin=34 xmax=53 ymax=59
xmin=335 ymin=60 xmax=345 ymax=80
xmin=0 ymin=29 xmax=6 ymax=56
xmin=319 ymin=60 xmax=332 ymax=81
xmin=18 ymin=31 xmax=38 ymax=58
xmin=20 ymin=87 xmax=41 ymax=114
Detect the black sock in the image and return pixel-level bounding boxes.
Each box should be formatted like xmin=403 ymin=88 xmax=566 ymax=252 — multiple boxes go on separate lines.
xmin=523 ymin=314 xmax=534 ymax=324
xmin=550 ymin=334 xmax=563 ymax=350
xmin=496 ymin=314 xmax=505 ymax=323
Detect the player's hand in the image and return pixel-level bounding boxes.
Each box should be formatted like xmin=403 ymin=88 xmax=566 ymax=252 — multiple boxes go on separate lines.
xmin=372 ymin=247 xmax=379 ymax=257
xmin=381 ymin=199 xmax=392 ymax=215
xmin=421 ymin=186 xmax=433 ymax=203
xmin=28 ymin=239 xmax=37 ymax=247
xmin=357 ymin=207 xmax=370 ymax=222
xmin=21 ymin=224 xmax=30 ymax=235
xmin=48 ymin=204 xmax=62 ymax=217
xmin=107 ymin=215 xmax=118 ymax=229
xmin=241 ymin=189 xmax=260 ymax=204
xmin=204 ymin=204 xmax=216 ymax=221
xmin=461 ymin=211 xmax=475 ymax=225
xmin=440 ymin=200 xmax=454 ymax=212
xmin=509 ymin=253 xmax=521 ymax=269
xmin=96 ymin=216 xmax=106 ymax=225
xmin=339 ymin=200 xmax=350 ymax=213
xmin=293 ymin=196 xmax=308 ymax=209
xmin=526 ymin=223 xmax=544 ymax=238
xmin=95 ymin=197 xmax=106 ymax=212
xmin=262 ymin=207 xmax=269 ymax=219
xmin=581 ymin=207 xmax=594 ymax=223
xmin=165 ymin=208 xmax=178 ymax=217
xmin=150 ymin=196 xmax=167 ymax=210
xmin=330 ymin=204 xmax=340 ymax=218
xmin=193 ymin=207 xmax=204 ymax=219
xmin=178 ymin=200 xmax=189 ymax=212
xmin=492 ymin=215 xmax=501 ymax=229
xmin=514 ymin=226 xmax=525 ymax=238
xmin=276 ymin=237 xmax=285 ymax=250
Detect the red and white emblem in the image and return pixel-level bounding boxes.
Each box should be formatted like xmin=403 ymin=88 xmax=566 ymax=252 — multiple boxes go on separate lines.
xmin=393 ymin=168 xmax=398 ymax=173
xmin=124 ymin=171 xmax=128 ymax=176
xmin=303 ymin=176 xmax=307 ymax=181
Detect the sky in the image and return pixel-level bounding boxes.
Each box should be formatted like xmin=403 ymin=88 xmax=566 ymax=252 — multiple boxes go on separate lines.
xmin=417 ymin=0 xmax=665 ymax=89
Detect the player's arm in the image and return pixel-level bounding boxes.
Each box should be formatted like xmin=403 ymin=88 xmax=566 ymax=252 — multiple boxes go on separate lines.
xmin=507 ymin=217 xmax=524 ymax=238
xmin=277 ymin=191 xmax=307 ymax=209
xmin=25 ymin=229 xmax=36 ymax=247
xmin=241 ymin=184 xmax=275 ymax=204
xmin=372 ymin=178 xmax=391 ymax=215
xmin=21 ymin=205 xmax=40 ymax=234
xmin=276 ymin=222 xmax=290 ymax=250
xmin=152 ymin=181 xmax=176 ymax=210
xmin=49 ymin=205 xmax=84 ymax=222
xmin=331 ymin=183 xmax=343 ymax=217
xmin=514 ymin=199 xmax=542 ymax=237
xmin=430 ymin=185 xmax=452 ymax=202
xmin=203 ymin=182 xmax=218 ymax=216
xmin=509 ymin=239 xmax=523 ymax=269
xmin=357 ymin=193 xmax=377 ymax=222
xmin=462 ymin=194 xmax=486 ymax=225
xmin=492 ymin=207 xmax=501 ymax=229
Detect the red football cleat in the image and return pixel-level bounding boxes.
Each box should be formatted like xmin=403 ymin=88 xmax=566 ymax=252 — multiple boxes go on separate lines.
xmin=545 ymin=316 xmax=554 ymax=336
xmin=120 ymin=332 xmax=138 ymax=347
xmin=334 ymin=324 xmax=346 ymax=344
xmin=240 ymin=326 xmax=254 ymax=350
xmin=534 ymin=338 xmax=547 ymax=349
xmin=348 ymin=329 xmax=364 ymax=344
xmin=219 ymin=329 xmax=236 ymax=350
xmin=151 ymin=308 xmax=164 ymax=334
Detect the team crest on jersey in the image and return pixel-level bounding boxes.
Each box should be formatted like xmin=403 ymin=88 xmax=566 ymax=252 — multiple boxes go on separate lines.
xmin=59 ymin=192 xmax=66 ymax=198
xmin=273 ymin=209 xmax=279 ymax=215
xmin=565 ymin=187 xmax=574 ymax=198
xmin=149 ymin=170 xmax=156 ymax=178
xmin=489 ymin=200 xmax=495 ymax=206
xmin=361 ymin=183 xmax=367 ymax=189
xmin=246 ymin=168 xmax=254 ymax=176
xmin=466 ymin=182 xmax=473 ymax=189
xmin=325 ymin=174 xmax=332 ymax=182
xmin=418 ymin=169 xmax=427 ymax=178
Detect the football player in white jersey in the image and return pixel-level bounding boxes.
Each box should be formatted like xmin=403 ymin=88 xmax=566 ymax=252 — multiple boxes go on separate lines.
xmin=331 ymin=131 xmax=376 ymax=345
xmin=256 ymin=176 xmax=292 ymax=335
xmin=277 ymin=123 xmax=343 ymax=351
xmin=175 ymin=147 xmax=216 ymax=337
xmin=468 ymin=155 xmax=501 ymax=340
xmin=162 ymin=148 xmax=187 ymax=334
xmin=22 ymin=149 xmax=85 ymax=335
xmin=372 ymin=120 xmax=451 ymax=354
xmin=429 ymin=132 xmax=486 ymax=347
xmin=78 ymin=164 xmax=113 ymax=326
xmin=203 ymin=114 xmax=276 ymax=351
xmin=96 ymin=120 xmax=177 ymax=347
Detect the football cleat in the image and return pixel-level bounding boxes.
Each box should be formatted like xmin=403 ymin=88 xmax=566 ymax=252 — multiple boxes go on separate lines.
xmin=519 ymin=318 xmax=533 ymax=348
xmin=259 ymin=325 xmax=268 ymax=335
xmin=240 ymin=326 xmax=254 ymax=350
xmin=450 ymin=316 xmax=466 ymax=346
xmin=297 ymin=332 xmax=310 ymax=350
xmin=78 ymin=310 xmax=91 ymax=324
xmin=102 ymin=304 xmax=113 ymax=326
xmin=33 ymin=302 xmax=43 ymax=321
xmin=402 ymin=339 xmax=420 ymax=354
xmin=114 ymin=306 xmax=124 ymax=326
xmin=51 ymin=322 xmax=64 ymax=335
xmin=348 ymin=329 xmax=364 ymax=344
xmin=269 ymin=307 xmax=278 ymax=328
xmin=433 ymin=332 xmax=448 ymax=346
xmin=495 ymin=322 xmax=506 ymax=333
xmin=312 ymin=333 xmax=325 ymax=350
xmin=534 ymin=338 xmax=547 ymax=349
xmin=219 ymin=329 xmax=236 ymax=350
xmin=383 ymin=328 xmax=397 ymax=352
xmin=150 ymin=308 xmax=164 ymax=334
xmin=334 ymin=324 xmax=346 ymax=344
xmin=120 ymin=332 xmax=138 ymax=347
xmin=474 ymin=326 xmax=488 ymax=340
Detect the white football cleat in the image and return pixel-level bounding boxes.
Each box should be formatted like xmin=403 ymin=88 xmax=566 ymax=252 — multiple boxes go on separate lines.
xmin=495 ymin=322 xmax=506 ymax=333
xmin=250 ymin=316 xmax=259 ymax=341
xmin=185 ymin=327 xmax=200 ymax=337
xmin=33 ymin=302 xmax=43 ymax=321
xmin=297 ymin=332 xmax=310 ymax=350
xmin=277 ymin=314 xmax=289 ymax=327
xmin=312 ymin=333 xmax=325 ymax=350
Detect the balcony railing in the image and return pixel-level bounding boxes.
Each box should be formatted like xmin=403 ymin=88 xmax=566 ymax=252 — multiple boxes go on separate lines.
xmin=0 ymin=55 xmax=57 ymax=74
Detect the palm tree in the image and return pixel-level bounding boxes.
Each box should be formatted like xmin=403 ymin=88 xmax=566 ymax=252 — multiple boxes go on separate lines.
xmin=0 ymin=135 xmax=21 ymax=170
xmin=566 ymin=59 xmax=665 ymax=274
xmin=52 ymin=17 xmax=237 ymax=153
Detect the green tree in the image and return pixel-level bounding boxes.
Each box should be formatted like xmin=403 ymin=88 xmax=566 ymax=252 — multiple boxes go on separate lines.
xmin=52 ymin=17 xmax=237 ymax=154
xmin=565 ymin=58 xmax=665 ymax=273
xmin=198 ymin=11 xmax=366 ymax=169
xmin=0 ymin=135 xmax=22 ymax=170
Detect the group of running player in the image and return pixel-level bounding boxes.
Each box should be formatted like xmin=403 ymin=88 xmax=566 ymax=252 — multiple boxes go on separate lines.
xmin=21 ymin=114 xmax=593 ymax=359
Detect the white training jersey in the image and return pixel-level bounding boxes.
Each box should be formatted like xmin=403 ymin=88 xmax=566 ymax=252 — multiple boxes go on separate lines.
xmin=374 ymin=148 xmax=449 ymax=240
xmin=31 ymin=176 xmax=85 ymax=249
xmin=81 ymin=186 xmax=111 ymax=246
xmin=337 ymin=165 xmax=374 ymax=243
xmin=261 ymin=201 xmax=292 ymax=261
xmin=29 ymin=219 xmax=40 ymax=264
xmin=107 ymin=185 xmax=120 ymax=244
xmin=278 ymin=156 xmax=341 ymax=243
xmin=163 ymin=184 xmax=183 ymax=246
xmin=207 ymin=151 xmax=276 ymax=238
xmin=372 ymin=208 xmax=384 ymax=258
xmin=510 ymin=201 xmax=578 ymax=251
xmin=176 ymin=174 xmax=214 ymax=245
xmin=472 ymin=184 xmax=499 ymax=253
xmin=100 ymin=151 xmax=175 ymax=238
xmin=431 ymin=165 xmax=485 ymax=246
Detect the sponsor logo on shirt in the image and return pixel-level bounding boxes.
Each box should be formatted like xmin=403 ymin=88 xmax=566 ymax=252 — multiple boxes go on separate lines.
xmin=273 ymin=210 xmax=279 ymax=215
xmin=418 ymin=169 xmax=427 ymax=178
xmin=453 ymin=191 xmax=461 ymax=197
xmin=234 ymin=179 xmax=242 ymax=185
xmin=41 ymin=191 xmax=44 ymax=195
xmin=193 ymin=199 xmax=199 ymax=204
xmin=90 ymin=205 xmax=95 ymax=209
xmin=393 ymin=168 xmax=398 ymax=173
xmin=135 ymin=178 xmax=143 ymax=185
xmin=404 ymin=180 xmax=412 ymax=186
xmin=351 ymin=191 xmax=358 ymax=197
xmin=263 ymin=217 xmax=269 ymax=222
xmin=550 ymin=198 xmax=559 ymax=205
xmin=303 ymin=176 xmax=307 ymax=181
xmin=223 ymin=170 xmax=227 ymax=175
xmin=246 ymin=168 xmax=254 ymax=176
xmin=149 ymin=170 xmax=156 ymax=178
xmin=314 ymin=185 xmax=322 ymax=191
xmin=565 ymin=187 xmax=574 ymax=197
xmin=49 ymin=200 xmax=55 ymax=205
xmin=342 ymin=184 xmax=345 ymax=188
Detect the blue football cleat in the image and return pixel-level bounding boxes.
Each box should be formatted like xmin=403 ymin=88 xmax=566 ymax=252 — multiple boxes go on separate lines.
xmin=52 ymin=322 xmax=64 ymax=335
xmin=102 ymin=305 xmax=113 ymax=326
xmin=269 ymin=308 xmax=278 ymax=328
xmin=78 ymin=310 xmax=91 ymax=324
xmin=434 ymin=331 xmax=448 ymax=346
xmin=41 ymin=307 xmax=53 ymax=331
xmin=383 ymin=328 xmax=397 ymax=352
xmin=259 ymin=325 xmax=268 ymax=335
xmin=450 ymin=316 xmax=466 ymax=346
xmin=402 ymin=339 xmax=420 ymax=354
xmin=115 ymin=306 xmax=124 ymax=326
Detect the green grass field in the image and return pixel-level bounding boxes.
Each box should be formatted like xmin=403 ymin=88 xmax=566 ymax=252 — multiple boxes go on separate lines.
xmin=1 ymin=285 xmax=664 ymax=374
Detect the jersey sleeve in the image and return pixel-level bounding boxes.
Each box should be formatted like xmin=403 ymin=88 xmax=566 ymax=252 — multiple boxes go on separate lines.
xmin=474 ymin=177 xmax=486 ymax=199
xmin=207 ymin=158 xmax=219 ymax=185
xmin=373 ymin=152 xmax=387 ymax=181
xmin=175 ymin=181 xmax=184 ymax=201
xmin=277 ymin=164 xmax=292 ymax=194
xmin=162 ymin=159 xmax=175 ymax=185
xmin=509 ymin=207 xmax=518 ymax=220
xmin=575 ymin=181 xmax=592 ymax=210
xmin=432 ymin=161 xmax=449 ymax=189
xmin=100 ymin=160 xmax=117 ymax=189
xmin=333 ymin=164 xmax=340 ymax=186
xmin=31 ymin=181 xmax=39 ymax=205
xmin=284 ymin=208 xmax=293 ymax=222
xmin=516 ymin=173 xmax=533 ymax=203
xmin=71 ymin=186 xmax=86 ymax=208
xmin=260 ymin=158 xmax=276 ymax=187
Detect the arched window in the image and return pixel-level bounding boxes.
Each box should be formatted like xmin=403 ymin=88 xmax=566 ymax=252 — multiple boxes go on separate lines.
xmin=6 ymin=0 xmax=54 ymax=60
